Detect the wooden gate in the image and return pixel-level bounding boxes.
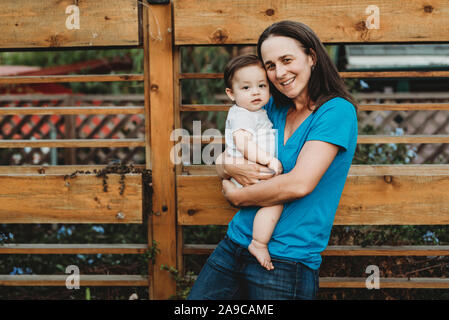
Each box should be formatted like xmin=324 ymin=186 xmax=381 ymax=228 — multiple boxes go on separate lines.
xmin=1 ymin=0 xmax=449 ymax=300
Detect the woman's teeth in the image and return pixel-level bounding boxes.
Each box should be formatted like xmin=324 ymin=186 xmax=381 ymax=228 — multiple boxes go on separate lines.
xmin=281 ymin=78 xmax=295 ymax=86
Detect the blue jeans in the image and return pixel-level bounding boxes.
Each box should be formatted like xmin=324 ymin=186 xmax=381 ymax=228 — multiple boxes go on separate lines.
xmin=187 ymin=236 xmax=319 ymax=300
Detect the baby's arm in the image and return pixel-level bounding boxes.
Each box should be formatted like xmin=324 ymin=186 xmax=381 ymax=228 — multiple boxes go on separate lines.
xmin=233 ymin=129 xmax=282 ymax=175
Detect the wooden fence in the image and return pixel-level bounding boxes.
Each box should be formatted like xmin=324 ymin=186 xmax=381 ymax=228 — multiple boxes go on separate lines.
xmin=1 ymin=0 xmax=449 ymax=299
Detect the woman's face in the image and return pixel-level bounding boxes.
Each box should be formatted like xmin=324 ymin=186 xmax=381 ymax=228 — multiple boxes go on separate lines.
xmin=260 ymin=36 xmax=314 ymax=103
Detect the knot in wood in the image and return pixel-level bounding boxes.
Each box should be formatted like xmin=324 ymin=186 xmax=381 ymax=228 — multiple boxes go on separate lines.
xmin=423 ymin=5 xmax=434 ymax=13
xmin=265 ymin=8 xmax=275 ymax=16
xmin=150 ymin=84 xmax=159 ymax=92
xmin=384 ymin=175 xmax=393 ymax=184
xmin=187 ymin=209 xmax=196 ymax=216
xmin=355 ymin=20 xmax=367 ymax=31
xmin=210 ymin=28 xmax=229 ymax=44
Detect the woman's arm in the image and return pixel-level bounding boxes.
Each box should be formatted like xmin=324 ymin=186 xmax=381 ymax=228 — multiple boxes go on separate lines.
xmin=215 ymin=149 xmax=275 ymax=186
xmin=222 ymin=140 xmax=339 ymax=207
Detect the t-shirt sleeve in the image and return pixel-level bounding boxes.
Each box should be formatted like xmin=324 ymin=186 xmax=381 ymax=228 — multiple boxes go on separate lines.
xmin=306 ymin=99 xmax=357 ymax=151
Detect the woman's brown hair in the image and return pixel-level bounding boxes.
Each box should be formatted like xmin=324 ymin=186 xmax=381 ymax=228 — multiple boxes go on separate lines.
xmin=256 ymin=20 xmax=358 ymax=112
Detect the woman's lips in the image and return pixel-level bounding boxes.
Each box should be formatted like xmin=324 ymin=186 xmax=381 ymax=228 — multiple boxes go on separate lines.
xmin=280 ymin=77 xmax=295 ymax=87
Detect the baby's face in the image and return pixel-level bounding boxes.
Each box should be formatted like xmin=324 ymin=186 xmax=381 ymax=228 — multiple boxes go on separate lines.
xmin=226 ymin=65 xmax=270 ymax=111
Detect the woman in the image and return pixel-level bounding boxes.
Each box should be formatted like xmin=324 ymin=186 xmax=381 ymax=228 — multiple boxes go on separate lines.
xmin=188 ymin=20 xmax=358 ymax=300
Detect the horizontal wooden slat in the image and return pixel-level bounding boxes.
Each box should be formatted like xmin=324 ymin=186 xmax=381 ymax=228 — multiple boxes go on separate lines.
xmin=0 ymin=275 xmax=148 ymax=286
xmin=183 ymin=244 xmax=449 ymax=256
xmin=0 ymin=139 xmax=145 ymax=148
xmin=0 ymin=165 xmax=146 ymax=175
xmin=358 ymin=135 xmax=449 ymax=144
xmin=0 ymin=74 xmax=144 ymax=85
xmin=340 ymin=71 xmax=449 ymax=79
xmin=0 ymin=0 xmax=139 ymax=49
xmin=0 ymin=106 xmax=145 ymax=115
xmin=355 ymin=92 xmax=449 ymax=100
xmin=180 ymin=104 xmax=231 ymax=112
xmin=186 ymin=274 xmax=449 ymax=289
xmin=0 ymin=174 xmax=142 ymax=223
xmin=179 ymin=71 xmax=449 ymax=80
xmin=181 ymin=164 xmax=449 ymax=177
xmin=0 ymin=244 xmax=147 ymax=254
xmin=177 ymin=165 xmax=449 ymax=225
xmin=179 ymin=73 xmax=223 ymax=79
xmin=180 ymin=103 xmax=449 ymax=112
xmin=174 ymin=0 xmax=449 ymax=45
xmin=357 ymin=104 xmax=449 ymax=111
xmin=319 ymin=277 xmax=449 ymax=289
xmin=186 ymin=135 xmax=449 ymax=145
xmin=0 ymin=94 xmax=145 ymax=102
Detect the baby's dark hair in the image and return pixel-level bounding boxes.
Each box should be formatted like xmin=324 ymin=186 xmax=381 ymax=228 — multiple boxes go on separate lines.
xmin=223 ymin=54 xmax=264 ymax=89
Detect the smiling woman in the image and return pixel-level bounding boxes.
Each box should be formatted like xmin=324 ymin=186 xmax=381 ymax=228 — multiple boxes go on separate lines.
xmin=188 ymin=20 xmax=358 ymax=300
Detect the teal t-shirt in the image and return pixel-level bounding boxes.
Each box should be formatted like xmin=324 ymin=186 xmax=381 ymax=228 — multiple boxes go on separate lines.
xmin=226 ymin=96 xmax=358 ymax=270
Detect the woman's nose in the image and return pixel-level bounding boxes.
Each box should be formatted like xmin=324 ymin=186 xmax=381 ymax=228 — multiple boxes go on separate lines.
xmin=275 ymin=64 xmax=287 ymax=79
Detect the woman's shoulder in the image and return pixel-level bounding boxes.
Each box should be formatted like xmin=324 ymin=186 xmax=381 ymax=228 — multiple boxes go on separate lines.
xmin=315 ymin=97 xmax=357 ymax=119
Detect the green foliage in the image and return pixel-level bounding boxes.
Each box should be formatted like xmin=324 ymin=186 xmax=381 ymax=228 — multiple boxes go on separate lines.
xmin=160 ymin=265 xmax=195 ymax=300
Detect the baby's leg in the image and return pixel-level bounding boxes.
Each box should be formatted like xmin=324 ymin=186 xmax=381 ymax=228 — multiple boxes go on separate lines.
xmin=248 ymin=204 xmax=283 ymax=270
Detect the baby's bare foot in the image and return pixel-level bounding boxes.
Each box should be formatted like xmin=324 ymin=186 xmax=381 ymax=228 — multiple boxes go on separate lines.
xmin=248 ymin=239 xmax=274 ymax=270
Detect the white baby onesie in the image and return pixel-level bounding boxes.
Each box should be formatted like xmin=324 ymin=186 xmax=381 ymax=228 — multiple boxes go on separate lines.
xmin=225 ymin=104 xmax=277 ymax=187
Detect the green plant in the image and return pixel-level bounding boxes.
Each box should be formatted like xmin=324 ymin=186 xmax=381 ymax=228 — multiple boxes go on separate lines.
xmin=160 ymin=265 xmax=195 ymax=300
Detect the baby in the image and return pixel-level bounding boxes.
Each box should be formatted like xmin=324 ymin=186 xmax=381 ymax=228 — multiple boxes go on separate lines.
xmin=223 ymin=54 xmax=283 ymax=271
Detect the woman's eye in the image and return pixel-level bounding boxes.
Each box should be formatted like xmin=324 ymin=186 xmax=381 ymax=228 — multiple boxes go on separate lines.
xmin=283 ymin=58 xmax=291 ymax=63
xmin=266 ymin=64 xmax=275 ymax=70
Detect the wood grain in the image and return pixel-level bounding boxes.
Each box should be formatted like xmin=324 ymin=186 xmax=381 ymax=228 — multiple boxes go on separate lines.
xmin=0 ymin=0 xmax=139 ymax=49
xmin=177 ymin=171 xmax=449 ymax=225
xmin=0 ymin=244 xmax=147 ymax=254
xmin=0 ymin=275 xmax=148 ymax=286
xmin=174 ymin=0 xmax=449 ymax=45
xmin=0 ymin=139 xmax=145 ymax=148
xmin=184 ymin=135 xmax=449 ymax=145
xmin=145 ymin=3 xmax=177 ymax=299
xmin=183 ymin=244 xmax=449 ymax=256
xmin=0 ymin=174 xmax=142 ymax=223
xmin=0 ymin=74 xmax=143 ymax=85
xmin=180 ymin=103 xmax=449 ymax=112
xmin=0 ymin=106 xmax=144 ymax=116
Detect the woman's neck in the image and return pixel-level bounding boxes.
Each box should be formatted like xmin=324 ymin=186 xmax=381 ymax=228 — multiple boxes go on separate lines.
xmin=292 ymin=94 xmax=314 ymax=113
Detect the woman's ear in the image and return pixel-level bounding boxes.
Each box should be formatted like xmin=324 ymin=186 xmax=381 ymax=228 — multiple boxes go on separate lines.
xmin=309 ymin=48 xmax=317 ymax=68
xmin=225 ymin=88 xmax=235 ymax=102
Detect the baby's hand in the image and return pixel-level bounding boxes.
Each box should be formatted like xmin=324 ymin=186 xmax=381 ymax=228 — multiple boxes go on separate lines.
xmin=267 ymin=157 xmax=283 ymax=175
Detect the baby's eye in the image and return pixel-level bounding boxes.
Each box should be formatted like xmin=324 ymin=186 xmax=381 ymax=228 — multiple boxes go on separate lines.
xmin=259 ymin=84 xmax=267 ymax=88
xmin=242 ymin=86 xmax=249 ymax=90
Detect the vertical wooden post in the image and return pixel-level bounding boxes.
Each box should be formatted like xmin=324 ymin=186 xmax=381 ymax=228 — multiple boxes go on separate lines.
xmin=144 ymin=1 xmax=177 ymax=299
xmin=142 ymin=6 xmax=154 ymax=299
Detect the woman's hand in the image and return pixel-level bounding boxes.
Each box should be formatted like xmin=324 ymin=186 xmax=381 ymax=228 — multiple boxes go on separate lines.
xmin=216 ymin=150 xmax=275 ymax=187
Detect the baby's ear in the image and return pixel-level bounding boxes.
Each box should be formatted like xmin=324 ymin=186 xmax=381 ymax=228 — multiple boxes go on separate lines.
xmin=225 ymin=88 xmax=235 ymax=102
